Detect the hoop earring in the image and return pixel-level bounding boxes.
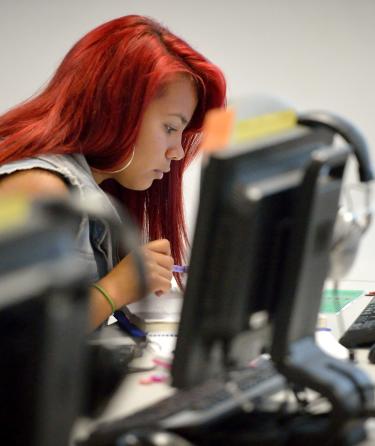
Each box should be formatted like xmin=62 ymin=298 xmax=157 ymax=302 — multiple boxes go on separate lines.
xmin=107 ymin=146 xmax=135 ymax=174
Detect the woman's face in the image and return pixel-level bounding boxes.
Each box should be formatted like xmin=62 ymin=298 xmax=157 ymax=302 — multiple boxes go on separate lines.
xmin=114 ymin=75 xmax=198 ymax=190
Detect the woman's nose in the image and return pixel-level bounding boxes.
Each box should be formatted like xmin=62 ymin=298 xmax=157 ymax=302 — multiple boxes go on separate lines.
xmin=166 ymin=142 xmax=185 ymax=161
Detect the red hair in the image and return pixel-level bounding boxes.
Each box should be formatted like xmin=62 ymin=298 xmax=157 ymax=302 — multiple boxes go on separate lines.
xmin=0 ymin=15 xmax=226 ymax=284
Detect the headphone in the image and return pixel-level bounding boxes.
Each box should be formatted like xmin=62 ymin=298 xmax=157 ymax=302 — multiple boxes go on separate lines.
xmin=297 ymin=111 xmax=374 ymax=281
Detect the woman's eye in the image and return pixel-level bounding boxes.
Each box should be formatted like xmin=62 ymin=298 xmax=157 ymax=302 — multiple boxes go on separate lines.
xmin=164 ymin=124 xmax=177 ymax=134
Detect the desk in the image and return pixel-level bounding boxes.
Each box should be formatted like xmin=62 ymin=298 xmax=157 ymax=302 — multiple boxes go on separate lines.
xmin=322 ymin=280 xmax=375 ymax=338
xmin=77 ymin=280 xmax=375 ymax=445
xmin=99 ymin=346 xmax=175 ymax=422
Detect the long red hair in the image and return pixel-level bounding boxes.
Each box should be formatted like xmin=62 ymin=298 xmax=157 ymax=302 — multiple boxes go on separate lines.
xmin=0 ymin=15 xmax=226 ymax=282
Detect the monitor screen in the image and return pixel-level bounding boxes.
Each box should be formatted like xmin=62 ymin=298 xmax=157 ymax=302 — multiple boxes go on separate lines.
xmin=172 ymin=122 xmax=346 ymax=389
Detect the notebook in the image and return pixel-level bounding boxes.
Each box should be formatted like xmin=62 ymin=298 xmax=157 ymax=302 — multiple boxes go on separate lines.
xmin=125 ymin=288 xmax=183 ymax=333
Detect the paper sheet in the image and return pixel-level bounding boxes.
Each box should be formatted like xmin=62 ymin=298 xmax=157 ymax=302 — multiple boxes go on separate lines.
xmin=147 ymin=332 xmax=178 ymax=356
xmin=127 ymin=288 xmax=183 ymax=322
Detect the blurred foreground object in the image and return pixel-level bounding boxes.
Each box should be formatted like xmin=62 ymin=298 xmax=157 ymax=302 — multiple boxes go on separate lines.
xmin=0 ymin=195 xmax=89 ymax=446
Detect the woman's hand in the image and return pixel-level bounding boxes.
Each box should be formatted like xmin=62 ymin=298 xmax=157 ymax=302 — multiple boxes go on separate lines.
xmin=97 ymin=238 xmax=174 ymax=308
xmin=141 ymin=239 xmax=175 ymax=297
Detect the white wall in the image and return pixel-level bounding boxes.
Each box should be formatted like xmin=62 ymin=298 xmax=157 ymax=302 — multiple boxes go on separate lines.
xmin=1 ymin=0 xmax=374 ymax=281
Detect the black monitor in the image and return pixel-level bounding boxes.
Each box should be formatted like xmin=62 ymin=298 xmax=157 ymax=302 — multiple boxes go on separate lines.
xmin=172 ymin=122 xmax=349 ymax=389
xmin=0 ymin=197 xmax=89 ymax=446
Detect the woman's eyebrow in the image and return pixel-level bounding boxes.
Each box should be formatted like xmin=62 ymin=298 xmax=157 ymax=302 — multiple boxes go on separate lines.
xmin=168 ymin=113 xmax=188 ymax=125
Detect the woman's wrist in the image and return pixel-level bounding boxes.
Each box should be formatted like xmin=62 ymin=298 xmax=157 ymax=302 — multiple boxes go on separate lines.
xmin=95 ymin=275 xmax=137 ymax=310
xmin=88 ymin=284 xmax=116 ymax=329
xmin=91 ymin=283 xmax=116 ymax=313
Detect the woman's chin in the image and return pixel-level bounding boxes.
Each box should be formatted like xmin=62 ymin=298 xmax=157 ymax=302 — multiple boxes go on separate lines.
xmin=119 ymin=179 xmax=154 ymax=191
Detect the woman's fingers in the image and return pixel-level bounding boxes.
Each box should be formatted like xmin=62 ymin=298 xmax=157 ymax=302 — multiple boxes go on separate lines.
xmin=102 ymin=239 xmax=174 ymax=307
xmin=142 ymin=239 xmax=174 ymax=295
xmin=147 ymin=263 xmax=173 ymax=280
xmin=145 ymin=238 xmax=171 ymax=256
xmin=143 ymin=250 xmax=174 ymax=270
xmin=147 ymin=261 xmax=173 ymax=281
xmin=142 ymin=240 xmax=174 ymax=275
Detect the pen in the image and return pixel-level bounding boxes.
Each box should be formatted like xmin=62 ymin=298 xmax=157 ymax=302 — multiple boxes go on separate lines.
xmin=172 ymin=264 xmax=189 ymax=273
xmin=113 ymin=310 xmax=147 ymax=338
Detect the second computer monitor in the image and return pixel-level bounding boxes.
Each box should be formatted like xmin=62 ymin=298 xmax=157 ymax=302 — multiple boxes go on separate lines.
xmin=172 ymin=123 xmax=346 ymax=389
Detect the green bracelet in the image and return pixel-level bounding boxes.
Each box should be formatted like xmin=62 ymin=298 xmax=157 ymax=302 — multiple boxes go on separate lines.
xmin=92 ymin=283 xmax=116 ymax=313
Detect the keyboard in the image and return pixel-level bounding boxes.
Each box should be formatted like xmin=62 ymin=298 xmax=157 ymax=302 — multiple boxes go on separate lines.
xmin=339 ymin=296 xmax=375 ymax=348
xmin=80 ymin=358 xmax=285 ymax=446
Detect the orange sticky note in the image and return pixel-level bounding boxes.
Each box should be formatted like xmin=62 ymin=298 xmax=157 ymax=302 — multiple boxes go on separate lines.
xmin=199 ymin=107 xmax=235 ymax=153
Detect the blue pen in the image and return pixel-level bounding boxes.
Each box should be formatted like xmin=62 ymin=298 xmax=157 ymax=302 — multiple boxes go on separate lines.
xmin=113 ymin=310 xmax=147 ymax=338
xmin=172 ymin=264 xmax=189 ymax=273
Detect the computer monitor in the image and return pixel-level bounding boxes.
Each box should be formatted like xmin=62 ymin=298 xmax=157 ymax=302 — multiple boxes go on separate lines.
xmin=172 ymin=122 xmax=348 ymax=389
xmin=0 ymin=197 xmax=89 ymax=446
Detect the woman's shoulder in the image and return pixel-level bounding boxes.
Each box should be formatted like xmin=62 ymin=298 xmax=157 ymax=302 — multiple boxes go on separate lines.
xmin=0 ymin=155 xmax=57 ymax=174
xmin=0 ymin=153 xmax=78 ymax=192
xmin=0 ymin=153 xmax=92 ymax=191
xmin=0 ymin=165 xmax=69 ymax=197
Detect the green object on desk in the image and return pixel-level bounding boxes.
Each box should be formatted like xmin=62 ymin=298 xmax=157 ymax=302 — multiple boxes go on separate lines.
xmin=320 ymin=289 xmax=363 ymax=314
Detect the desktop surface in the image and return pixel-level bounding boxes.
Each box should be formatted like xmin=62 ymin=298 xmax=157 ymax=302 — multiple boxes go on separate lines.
xmin=75 ymin=350 xmax=375 ymax=446
xmin=73 ymin=281 xmax=375 ymax=446
xmin=321 ymin=281 xmax=375 ymax=339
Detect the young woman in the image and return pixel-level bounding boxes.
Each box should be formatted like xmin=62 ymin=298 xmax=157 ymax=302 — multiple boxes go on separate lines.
xmin=0 ymin=15 xmax=226 ymax=328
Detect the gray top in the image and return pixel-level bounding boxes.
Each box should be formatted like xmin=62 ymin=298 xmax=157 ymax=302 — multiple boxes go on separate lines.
xmin=0 ymin=153 xmax=122 ymax=282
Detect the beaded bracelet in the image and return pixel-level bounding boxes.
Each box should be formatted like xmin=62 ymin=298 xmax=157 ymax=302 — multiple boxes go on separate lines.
xmin=91 ymin=283 xmax=116 ymax=313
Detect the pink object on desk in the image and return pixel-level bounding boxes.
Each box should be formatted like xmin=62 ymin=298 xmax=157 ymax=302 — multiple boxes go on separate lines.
xmin=153 ymin=357 xmax=172 ymax=369
xmin=139 ymin=372 xmax=169 ymax=385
